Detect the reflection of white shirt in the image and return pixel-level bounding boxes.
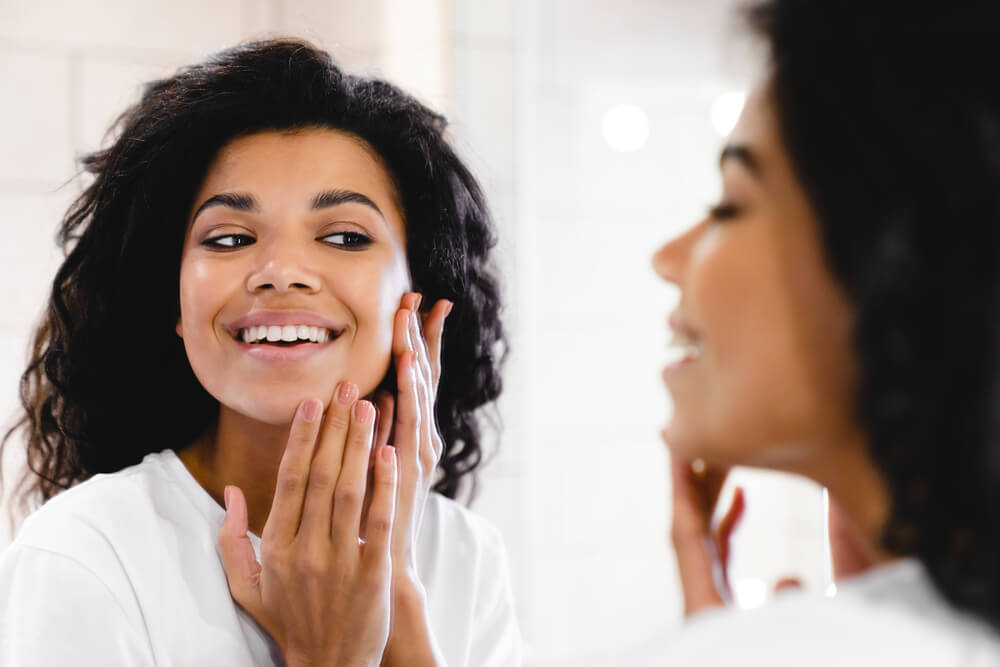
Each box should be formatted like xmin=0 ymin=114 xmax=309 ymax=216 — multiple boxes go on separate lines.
xmin=656 ymin=559 xmax=1000 ymax=666
xmin=0 ymin=450 xmax=521 ymax=666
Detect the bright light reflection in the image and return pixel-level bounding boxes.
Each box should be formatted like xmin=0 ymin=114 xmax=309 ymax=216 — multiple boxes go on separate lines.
xmin=732 ymin=577 xmax=767 ymax=610
xmin=601 ymin=103 xmax=650 ymax=152
xmin=711 ymin=91 xmax=747 ymax=137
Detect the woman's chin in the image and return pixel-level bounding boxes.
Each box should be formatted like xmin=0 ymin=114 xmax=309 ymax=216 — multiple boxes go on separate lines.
xmin=221 ymin=396 xmax=329 ymax=427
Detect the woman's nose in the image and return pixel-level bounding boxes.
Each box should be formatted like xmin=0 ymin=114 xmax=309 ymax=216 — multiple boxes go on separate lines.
xmin=652 ymin=222 xmax=701 ymax=286
xmin=246 ymin=242 xmax=322 ymax=294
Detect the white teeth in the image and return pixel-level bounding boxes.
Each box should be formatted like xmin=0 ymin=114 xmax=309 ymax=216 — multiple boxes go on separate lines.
xmin=238 ymin=324 xmax=336 ymax=344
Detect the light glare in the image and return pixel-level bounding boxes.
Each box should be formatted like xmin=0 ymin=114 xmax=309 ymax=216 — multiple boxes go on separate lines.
xmin=601 ymin=103 xmax=650 ymax=152
xmin=711 ymin=91 xmax=746 ymax=138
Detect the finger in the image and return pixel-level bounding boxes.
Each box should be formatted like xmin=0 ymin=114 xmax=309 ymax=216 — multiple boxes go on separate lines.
xmin=714 ymin=486 xmax=745 ymax=591
xmin=261 ymin=398 xmax=324 ymax=545
xmin=400 ymin=291 xmax=422 ymax=313
xmin=774 ymin=577 xmax=803 ymax=593
xmin=392 ymin=307 xmax=413 ymax=360
xmin=409 ymin=312 xmax=439 ymax=468
xmin=694 ymin=464 xmax=730 ymax=520
xmin=298 ymin=381 xmax=357 ymax=540
xmin=669 ymin=453 xmax=726 ymax=616
xmin=374 ymin=391 xmax=395 ymax=450
xmin=409 ymin=306 xmax=433 ymax=388
xmin=364 ymin=445 xmax=398 ymax=559
xmin=331 ymin=400 xmax=376 ymax=546
xmin=422 ymin=299 xmax=452 ymax=389
xmin=218 ymin=485 xmax=264 ymax=617
xmin=394 ymin=350 xmax=421 ymax=463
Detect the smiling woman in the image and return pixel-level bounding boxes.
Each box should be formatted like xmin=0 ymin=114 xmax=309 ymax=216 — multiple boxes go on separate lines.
xmin=0 ymin=39 xmax=517 ymax=666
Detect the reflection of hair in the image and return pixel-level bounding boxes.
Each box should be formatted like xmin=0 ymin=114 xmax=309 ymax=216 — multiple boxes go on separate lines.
xmin=2 ymin=39 xmax=506 ymax=515
xmin=749 ymin=1 xmax=1000 ymax=628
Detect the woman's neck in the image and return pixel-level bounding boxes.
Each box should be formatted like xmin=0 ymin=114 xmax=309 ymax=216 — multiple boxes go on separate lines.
xmin=794 ymin=429 xmax=899 ymax=571
xmin=178 ymin=406 xmax=291 ymax=536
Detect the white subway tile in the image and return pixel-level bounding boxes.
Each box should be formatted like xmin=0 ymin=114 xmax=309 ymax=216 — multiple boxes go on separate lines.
xmin=0 ymin=0 xmax=249 ymax=54
xmin=0 ymin=50 xmax=74 ymax=185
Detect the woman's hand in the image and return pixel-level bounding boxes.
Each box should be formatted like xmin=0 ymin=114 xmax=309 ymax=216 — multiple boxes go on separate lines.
xmin=670 ymin=454 xmax=878 ymax=617
xmin=377 ymin=292 xmax=452 ymax=667
xmin=669 ymin=454 xmax=743 ymax=617
xmin=217 ymin=386 xmax=399 ymax=667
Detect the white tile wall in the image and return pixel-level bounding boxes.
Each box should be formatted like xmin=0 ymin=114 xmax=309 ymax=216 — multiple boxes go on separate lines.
xmin=0 ymin=50 xmax=74 ymax=185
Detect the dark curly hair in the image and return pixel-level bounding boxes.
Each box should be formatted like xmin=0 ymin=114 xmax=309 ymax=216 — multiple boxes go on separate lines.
xmin=748 ymin=0 xmax=1000 ymax=629
xmin=1 ymin=38 xmax=506 ymax=517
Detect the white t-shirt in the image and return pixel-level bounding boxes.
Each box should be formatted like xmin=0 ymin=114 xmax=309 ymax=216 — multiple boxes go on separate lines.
xmin=0 ymin=450 xmax=522 ymax=666
xmin=655 ymin=558 xmax=1000 ymax=666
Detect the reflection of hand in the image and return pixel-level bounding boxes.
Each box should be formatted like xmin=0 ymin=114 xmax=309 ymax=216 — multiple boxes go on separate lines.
xmin=218 ymin=388 xmax=398 ymax=667
xmin=669 ymin=455 xmax=744 ymax=617
xmin=379 ymin=292 xmax=452 ymax=667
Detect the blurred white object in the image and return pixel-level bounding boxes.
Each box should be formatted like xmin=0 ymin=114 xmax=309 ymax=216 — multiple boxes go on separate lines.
xmin=732 ymin=577 xmax=767 ymax=610
xmin=601 ymin=103 xmax=650 ymax=152
xmin=710 ymin=91 xmax=746 ymax=137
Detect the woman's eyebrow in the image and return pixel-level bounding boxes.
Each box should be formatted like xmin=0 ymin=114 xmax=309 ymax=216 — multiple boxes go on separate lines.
xmin=719 ymin=144 xmax=762 ymax=177
xmin=311 ymin=189 xmax=385 ymax=218
xmin=192 ymin=192 xmax=258 ymax=222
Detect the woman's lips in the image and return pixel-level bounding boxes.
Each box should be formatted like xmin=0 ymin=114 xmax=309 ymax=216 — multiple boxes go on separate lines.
xmin=235 ymin=337 xmax=338 ymax=363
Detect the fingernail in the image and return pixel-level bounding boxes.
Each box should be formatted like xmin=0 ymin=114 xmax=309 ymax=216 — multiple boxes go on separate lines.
xmin=224 ymin=486 xmax=232 ymax=511
xmin=413 ymin=293 xmax=423 ymax=310
xmin=444 ymin=300 xmax=454 ymax=317
xmin=301 ymin=399 xmax=322 ymax=422
xmin=354 ymin=400 xmax=373 ymax=424
xmin=337 ymin=382 xmax=358 ymax=405
xmin=380 ymin=445 xmax=396 ymax=464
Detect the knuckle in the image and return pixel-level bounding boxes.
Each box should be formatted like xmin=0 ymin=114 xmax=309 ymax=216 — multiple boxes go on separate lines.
xmin=261 ymin=543 xmax=286 ymax=570
xmin=327 ymin=411 xmax=351 ymax=431
xmin=295 ymin=550 xmax=327 ymax=577
xmin=335 ymin=484 xmax=362 ymax=508
xmin=368 ymin=516 xmax=392 ymax=536
xmin=307 ymin=468 xmax=336 ymax=492
xmin=277 ymin=472 xmax=303 ymax=495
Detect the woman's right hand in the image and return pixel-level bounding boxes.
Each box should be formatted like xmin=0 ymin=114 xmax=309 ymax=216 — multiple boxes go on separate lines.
xmin=217 ymin=383 xmax=399 ymax=667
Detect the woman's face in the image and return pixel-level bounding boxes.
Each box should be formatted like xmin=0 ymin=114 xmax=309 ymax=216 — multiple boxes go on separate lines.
xmin=177 ymin=128 xmax=410 ymax=425
xmin=653 ymin=84 xmax=858 ymax=469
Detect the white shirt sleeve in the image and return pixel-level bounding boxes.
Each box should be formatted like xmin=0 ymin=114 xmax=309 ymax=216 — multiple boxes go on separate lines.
xmin=467 ymin=528 xmax=523 ymax=667
xmin=0 ymin=545 xmax=154 ymax=666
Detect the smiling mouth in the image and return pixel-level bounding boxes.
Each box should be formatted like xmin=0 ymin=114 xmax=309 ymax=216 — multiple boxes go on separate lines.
xmin=237 ymin=325 xmax=342 ymax=345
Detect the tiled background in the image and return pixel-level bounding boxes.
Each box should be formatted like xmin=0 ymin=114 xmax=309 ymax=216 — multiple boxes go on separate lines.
xmin=0 ymin=1 xmax=830 ymax=664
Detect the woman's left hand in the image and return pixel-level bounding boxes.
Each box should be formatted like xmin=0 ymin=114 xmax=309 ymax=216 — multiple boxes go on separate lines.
xmin=376 ymin=291 xmax=452 ymax=667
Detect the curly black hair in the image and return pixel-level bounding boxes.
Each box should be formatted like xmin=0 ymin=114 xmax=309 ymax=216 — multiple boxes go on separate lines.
xmin=748 ymin=0 xmax=1000 ymax=629
xmin=1 ymin=38 xmax=506 ymax=516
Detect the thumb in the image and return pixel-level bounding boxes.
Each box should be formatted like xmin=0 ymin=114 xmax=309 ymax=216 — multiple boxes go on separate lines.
xmin=218 ymin=485 xmax=264 ymax=617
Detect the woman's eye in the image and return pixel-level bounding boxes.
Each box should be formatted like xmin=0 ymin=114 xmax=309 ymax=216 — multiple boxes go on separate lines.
xmin=320 ymin=231 xmax=372 ymax=249
xmin=707 ymin=202 xmax=740 ymax=222
xmin=202 ymin=234 xmax=255 ymax=249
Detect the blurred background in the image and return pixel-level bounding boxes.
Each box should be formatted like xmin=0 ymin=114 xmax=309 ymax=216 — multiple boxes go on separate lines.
xmin=0 ymin=0 xmax=830 ymax=664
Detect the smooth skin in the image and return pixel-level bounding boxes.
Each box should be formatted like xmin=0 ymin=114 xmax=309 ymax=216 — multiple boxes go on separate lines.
xmin=653 ymin=81 xmax=892 ymax=615
xmin=176 ymin=129 xmax=450 ymax=664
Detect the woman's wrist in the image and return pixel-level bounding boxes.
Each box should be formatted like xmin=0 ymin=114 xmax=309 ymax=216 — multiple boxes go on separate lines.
xmin=382 ymin=575 xmax=444 ymax=667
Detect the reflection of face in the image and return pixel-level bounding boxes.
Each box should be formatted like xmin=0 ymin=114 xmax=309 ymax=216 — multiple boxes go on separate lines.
xmin=177 ymin=129 xmax=410 ymax=425
xmin=653 ymin=83 xmax=857 ymax=470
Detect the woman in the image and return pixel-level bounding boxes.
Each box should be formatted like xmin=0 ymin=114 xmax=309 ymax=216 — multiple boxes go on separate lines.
xmin=0 ymin=39 xmax=519 ymax=666
xmin=656 ymin=0 xmax=1000 ymax=663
